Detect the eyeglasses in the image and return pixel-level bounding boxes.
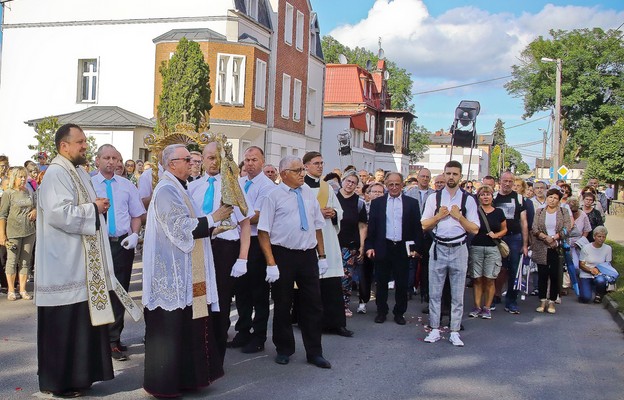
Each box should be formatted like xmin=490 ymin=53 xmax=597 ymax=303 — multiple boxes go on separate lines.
xmin=343 ymin=179 xmax=358 ymax=186
xmin=285 ymin=168 xmax=305 ymax=174
xmin=190 ymin=159 xmax=202 ymax=164
xmin=170 ymin=157 xmax=191 ymax=163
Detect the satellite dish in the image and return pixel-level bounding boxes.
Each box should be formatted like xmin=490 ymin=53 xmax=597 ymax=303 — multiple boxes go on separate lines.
xmin=384 ymin=70 xmax=390 ymax=80
xmin=338 ymin=54 xmax=348 ymax=64
xmin=378 ymin=48 xmax=385 ymax=59
xmin=366 ymin=60 xmax=372 ymax=71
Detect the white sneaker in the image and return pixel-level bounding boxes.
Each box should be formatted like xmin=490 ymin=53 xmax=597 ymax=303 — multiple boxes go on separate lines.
xmin=424 ymin=328 xmax=441 ymax=343
xmin=388 ymin=281 xmax=395 ymax=290
xmin=449 ymin=332 xmax=464 ymax=347
xmin=357 ymin=303 xmax=367 ymax=314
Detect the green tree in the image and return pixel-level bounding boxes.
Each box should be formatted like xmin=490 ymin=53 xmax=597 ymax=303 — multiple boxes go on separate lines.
xmin=157 ymin=37 xmax=212 ymax=133
xmin=492 ymin=119 xmax=506 ymax=147
xmin=585 ymin=118 xmax=624 ymax=182
xmin=505 ymin=28 xmax=624 ymax=161
xmin=321 ymin=35 xmax=413 ymax=110
xmin=490 ymin=145 xmax=502 ymax=178
xmin=408 ymin=123 xmax=430 ymax=163
xmin=28 ymin=117 xmax=98 ymax=164
xmin=506 ymin=147 xmax=531 ymax=175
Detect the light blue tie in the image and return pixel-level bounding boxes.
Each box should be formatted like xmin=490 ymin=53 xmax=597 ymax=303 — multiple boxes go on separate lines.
xmin=244 ymin=179 xmax=253 ymax=193
xmin=104 ymin=178 xmax=116 ymax=236
xmin=203 ymin=176 xmax=216 ymax=214
xmin=291 ymin=187 xmax=309 ymax=231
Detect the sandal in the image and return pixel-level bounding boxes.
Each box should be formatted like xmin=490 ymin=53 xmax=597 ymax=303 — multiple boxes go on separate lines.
xmin=20 ymin=291 xmax=32 ymax=300
xmin=7 ymin=292 xmax=18 ymax=301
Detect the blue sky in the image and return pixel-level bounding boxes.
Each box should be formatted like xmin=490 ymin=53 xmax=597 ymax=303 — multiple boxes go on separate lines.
xmin=313 ymin=0 xmax=624 ymax=167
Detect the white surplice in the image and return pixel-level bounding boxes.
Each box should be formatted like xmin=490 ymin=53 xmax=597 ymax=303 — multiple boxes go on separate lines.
xmin=306 ymin=183 xmax=343 ymax=278
xmin=142 ymin=171 xmax=219 ymax=312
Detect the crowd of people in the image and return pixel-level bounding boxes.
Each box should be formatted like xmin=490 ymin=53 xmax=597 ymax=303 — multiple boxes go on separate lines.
xmin=0 ymin=123 xmax=618 ymax=398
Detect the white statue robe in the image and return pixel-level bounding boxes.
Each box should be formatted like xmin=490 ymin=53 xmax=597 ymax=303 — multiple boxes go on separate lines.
xmin=142 ymin=171 xmax=219 ymax=312
xmin=306 ymin=183 xmax=343 ymax=278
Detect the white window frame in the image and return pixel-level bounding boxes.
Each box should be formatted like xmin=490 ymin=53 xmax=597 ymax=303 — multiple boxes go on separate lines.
xmin=384 ymin=119 xmax=395 ymax=145
xmin=293 ymin=78 xmax=302 ymax=121
xmin=254 ymin=59 xmax=267 ymax=110
xmin=370 ymin=115 xmax=376 ymax=142
xmin=295 ymin=11 xmax=304 ymax=51
xmin=281 ymin=74 xmax=291 ymax=119
xmin=284 ymin=3 xmax=294 ymax=46
xmin=216 ymin=53 xmax=246 ymax=105
xmin=246 ymin=0 xmax=258 ymax=20
xmin=306 ymin=87 xmax=316 ymax=125
xmin=77 ymin=58 xmax=99 ymax=103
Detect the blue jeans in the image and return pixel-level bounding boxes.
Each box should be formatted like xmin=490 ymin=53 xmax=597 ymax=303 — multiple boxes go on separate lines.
xmin=503 ymin=233 xmax=523 ymax=307
xmin=578 ymin=276 xmax=608 ymax=303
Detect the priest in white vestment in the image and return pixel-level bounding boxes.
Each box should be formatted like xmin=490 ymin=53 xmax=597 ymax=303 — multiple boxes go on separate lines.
xmin=35 ymin=124 xmax=117 ymax=398
xmin=300 ymin=151 xmax=354 ymax=337
xmin=142 ymin=144 xmax=233 ymax=397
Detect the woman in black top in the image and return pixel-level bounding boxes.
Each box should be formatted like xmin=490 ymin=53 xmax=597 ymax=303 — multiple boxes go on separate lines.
xmin=469 ymin=185 xmax=507 ymax=319
xmin=336 ymin=170 xmax=368 ymax=316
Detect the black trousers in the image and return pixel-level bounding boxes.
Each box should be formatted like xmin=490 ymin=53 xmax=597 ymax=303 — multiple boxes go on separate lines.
xmin=272 ymin=245 xmax=323 ymax=357
xmin=538 ymin=248 xmax=560 ymax=301
xmin=108 ymin=237 xmax=135 ymax=344
xmin=375 ymin=241 xmax=409 ymax=317
xmin=211 ymin=238 xmax=239 ymax=364
xmin=358 ymin=256 xmax=374 ymax=304
xmin=234 ymin=236 xmax=270 ymax=342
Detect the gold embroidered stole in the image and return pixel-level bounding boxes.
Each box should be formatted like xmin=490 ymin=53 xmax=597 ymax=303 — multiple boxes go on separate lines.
xmin=317 ymin=180 xmax=329 ymax=208
xmin=52 ymin=156 xmax=142 ymax=326
xmin=161 ymin=174 xmax=209 ymax=319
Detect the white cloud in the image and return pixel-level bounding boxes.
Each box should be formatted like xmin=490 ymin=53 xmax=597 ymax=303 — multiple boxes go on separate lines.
xmin=328 ymin=0 xmax=624 ymax=81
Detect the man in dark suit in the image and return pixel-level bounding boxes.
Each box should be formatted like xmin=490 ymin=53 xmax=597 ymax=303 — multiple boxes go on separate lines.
xmin=365 ymin=172 xmax=424 ymax=325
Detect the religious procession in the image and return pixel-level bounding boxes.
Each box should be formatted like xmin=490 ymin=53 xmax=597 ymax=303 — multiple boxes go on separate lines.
xmin=0 ymin=118 xmax=616 ymax=399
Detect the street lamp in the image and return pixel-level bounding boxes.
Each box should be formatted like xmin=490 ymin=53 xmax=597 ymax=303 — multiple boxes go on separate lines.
xmin=540 ymin=57 xmax=562 ymax=177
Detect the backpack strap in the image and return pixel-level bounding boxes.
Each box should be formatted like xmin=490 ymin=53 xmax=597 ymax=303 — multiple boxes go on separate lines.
xmin=434 ymin=189 xmax=442 ymax=215
xmin=460 ymin=191 xmax=468 ymax=217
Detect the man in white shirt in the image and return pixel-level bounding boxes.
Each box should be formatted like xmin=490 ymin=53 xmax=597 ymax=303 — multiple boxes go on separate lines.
xmin=188 ymin=141 xmax=252 ymax=363
xmin=230 ymin=146 xmax=277 ymax=353
xmin=258 ymin=156 xmax=331 ymax=369
xmin=263 ymin=164 xmax=279 ymax=183
xmin=92 ymin=145 xmax=145 ymax=361
xmin=421 ymin=161 xmax=479 ymax=346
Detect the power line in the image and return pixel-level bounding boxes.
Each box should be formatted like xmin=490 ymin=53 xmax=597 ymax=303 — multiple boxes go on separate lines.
xmin=480 ymin=114 xmax=551 ymax=135
xmin=414 ymin=75 xmax=512 ymax=95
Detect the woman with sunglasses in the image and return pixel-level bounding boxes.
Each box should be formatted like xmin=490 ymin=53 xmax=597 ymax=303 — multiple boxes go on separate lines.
xmin=124 ymin=159 xmax=139 ymax=185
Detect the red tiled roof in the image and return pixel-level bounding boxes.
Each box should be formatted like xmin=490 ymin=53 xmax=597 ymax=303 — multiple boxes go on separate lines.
xmin=325 ymin=64 xmax=365 ymax=103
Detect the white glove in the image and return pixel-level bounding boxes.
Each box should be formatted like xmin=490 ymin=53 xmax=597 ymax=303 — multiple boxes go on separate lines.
xmin=121 ymin=233 xmax=139 ymax=250
xmin=318 ymin=259 xmax=329 ymax=276
xmin=266 ymin=265 xmax=280 ymax=283
xmin=231 ymin=259 xmax=247 ymax=278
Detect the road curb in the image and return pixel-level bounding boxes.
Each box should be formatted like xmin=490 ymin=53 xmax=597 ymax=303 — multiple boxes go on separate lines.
xmin=605 ymin=295 xmax=624 ymax=332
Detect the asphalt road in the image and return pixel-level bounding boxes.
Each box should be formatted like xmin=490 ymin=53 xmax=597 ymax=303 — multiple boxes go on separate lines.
xmin=1 ymin=260 xmax=623 ymax=400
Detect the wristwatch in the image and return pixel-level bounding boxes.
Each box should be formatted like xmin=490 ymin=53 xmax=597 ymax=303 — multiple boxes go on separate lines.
xmin=318 ymin=254 xmax=326 ymax=259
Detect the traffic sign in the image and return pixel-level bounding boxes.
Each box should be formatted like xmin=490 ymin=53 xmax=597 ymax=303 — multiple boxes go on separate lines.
xmin=557 ymin=165 xmax=569 ymax=179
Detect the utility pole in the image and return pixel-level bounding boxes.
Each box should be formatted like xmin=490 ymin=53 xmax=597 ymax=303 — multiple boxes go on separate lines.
xmin=541 ymin=57 xmax=562 ymax=176
xmin=539 ymin=128 xmax=547 ymax=179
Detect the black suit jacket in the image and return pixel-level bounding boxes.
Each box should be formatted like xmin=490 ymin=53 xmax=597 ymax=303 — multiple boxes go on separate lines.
xmin=365 ymin=194 xmax=424 ymax=260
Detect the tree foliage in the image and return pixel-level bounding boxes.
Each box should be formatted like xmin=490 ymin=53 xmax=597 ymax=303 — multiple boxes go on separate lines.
xmin=505 ymin=28 xmax=624 ymax=160
xmin=157 ymin=37 xmax=212 ymax=133
xmin=492 ymin=119 xmax=506 ymax=147
xmin=585 ymin=118 xmax=624 ymax=182
xmin=490 ymin=145 xmax=502 ymax=179
xmin=408 ymin=123 xmax=431 ymax=163
xmin=321 ymin=35 xmax=413 ymax=110
xmin=28 ymin=117 xmax=97 ymax=164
